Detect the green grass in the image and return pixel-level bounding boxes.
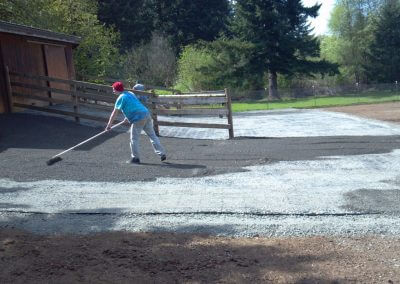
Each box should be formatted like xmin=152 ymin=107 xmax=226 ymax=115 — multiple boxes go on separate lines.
xmin=232 ymin=92 xmax=400 ymax=112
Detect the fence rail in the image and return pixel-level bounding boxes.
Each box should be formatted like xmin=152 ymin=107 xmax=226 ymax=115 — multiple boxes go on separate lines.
xmin=6 ymin=70 xmax=234 ymax=138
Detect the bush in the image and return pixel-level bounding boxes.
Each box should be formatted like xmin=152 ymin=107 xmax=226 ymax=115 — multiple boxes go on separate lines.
xmin=121 ymin=33 xmax=177 ymax=88
xmin=174 ymin=45 xmax=217 ymax=92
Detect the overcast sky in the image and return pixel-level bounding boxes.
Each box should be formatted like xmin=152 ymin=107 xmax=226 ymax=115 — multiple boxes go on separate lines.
xmin=302 ymin=0 xmax=336 ymax=35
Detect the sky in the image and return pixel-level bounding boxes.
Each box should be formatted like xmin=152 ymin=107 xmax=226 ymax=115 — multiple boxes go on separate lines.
xmin=302 ymin=0 xmax=336 ymax=35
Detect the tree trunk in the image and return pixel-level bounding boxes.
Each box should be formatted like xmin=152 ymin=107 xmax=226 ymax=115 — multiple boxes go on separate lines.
xmin=268 ymin=70 xmax=280 ymax=100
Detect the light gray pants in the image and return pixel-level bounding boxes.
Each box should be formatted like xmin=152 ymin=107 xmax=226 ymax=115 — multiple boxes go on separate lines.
xmin=130 ymin=115 xmax=166 ymax=159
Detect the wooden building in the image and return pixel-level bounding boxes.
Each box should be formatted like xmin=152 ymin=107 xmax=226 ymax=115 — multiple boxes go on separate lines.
xmin=0 ymin=21 xmax=80 ymax=113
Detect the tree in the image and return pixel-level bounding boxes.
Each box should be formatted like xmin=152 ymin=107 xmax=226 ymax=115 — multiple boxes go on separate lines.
xmin=364 ymin=0 xmax=400 ymax=83
xmin=231 ymin=0 xmax=337 ymax=99
xmin=327 ymin=0 xmax=384 ymax=83
xmin=97 ymin=0 xmax=155 ymax=51
xmin=153 ymin=0 xmax=231 ymax=53
xmin=0 ymin=0 xmax=121 ymax=78
xmin=123 ymin=33 xmax=177 ymax=87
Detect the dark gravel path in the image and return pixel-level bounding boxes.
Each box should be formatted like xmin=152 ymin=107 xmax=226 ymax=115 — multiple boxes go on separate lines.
xmin=1 ymin=113 xmax=400 ymax=182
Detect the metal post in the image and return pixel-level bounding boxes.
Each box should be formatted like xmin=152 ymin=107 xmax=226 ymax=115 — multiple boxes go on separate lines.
xmin=396 ymin=81 xmax=398 ymax=101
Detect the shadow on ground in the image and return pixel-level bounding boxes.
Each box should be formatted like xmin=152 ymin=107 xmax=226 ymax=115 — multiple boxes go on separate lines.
xmin=0 ymin=113 xmax=122 ymax=153
xmin=2 ymin=112 xmax=400 ymax=182
xmin=0 ymin=217 xmax=346 ymax=283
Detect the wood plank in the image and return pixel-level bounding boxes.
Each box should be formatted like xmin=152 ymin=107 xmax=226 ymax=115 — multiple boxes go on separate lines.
xmin=12 ymin=92 xmax=72 ymax=104
xmin=74 ymin=80 xmax=114 ymax=92
xmin=157 ymin=120 xmax=230 ymax=129
xmin=13 ymin=103 xmax=110 ymax=123
xmin=225 ymin=88 xmax=234 ymax=139
xmin=75 ymin=91 xmax=115 ymax=103
xmin=182 ymin=90 xmax=225 ymax=95
xmin=152 ymin=97 xmax=227 ymax=105
xmin=5 ymin=66 xmax=13 ymax=112
xmin=11 ymin=81 xmax=72 ymax=96
xmin=9 ymin=71 xmax=75 ymax=85
xmin=78 ymin=100 xmax=114 ymax=111
xmin=154 ymin=108 xmax=228 ymax=116
xmin=158 ymin=94 xmax=226 ymax=98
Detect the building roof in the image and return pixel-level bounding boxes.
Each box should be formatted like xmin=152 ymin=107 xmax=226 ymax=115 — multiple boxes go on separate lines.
xmin=0 ymin=21 xmax=81 ymax=46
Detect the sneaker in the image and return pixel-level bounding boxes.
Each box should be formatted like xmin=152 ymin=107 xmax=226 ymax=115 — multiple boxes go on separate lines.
xmin=160 ymin=155 xmax=166 ymax=162
xmin=129 ymin=157 xmax=141 ymax=164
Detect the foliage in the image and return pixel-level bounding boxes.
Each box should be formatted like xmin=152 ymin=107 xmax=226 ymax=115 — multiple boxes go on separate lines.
xmin=97 ymin=0 xmax=155 ymax=51
xmin=229 ymin=0 xmax=338 ymax=99
xmin=152 ymin=0 xmax=231 ymax=53
xmin=364 ymin=0 xmax=400 ymax=83
xmin=0 ymin=0 xmax=121 ymax=79
xmin=122 ymin=33 xmax=177 ymax=87
xmin=232 ymin=92 xmax=400 ymax=112
xmin=326 ymin=0 xmax=385 ymax=83
xmin=96 ymin=0 xmax=231 ymax=54
xmin=174 ymin=45 xmax=217 ymax=92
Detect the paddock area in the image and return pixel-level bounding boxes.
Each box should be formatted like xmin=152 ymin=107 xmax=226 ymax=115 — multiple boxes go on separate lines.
xmin=1 ymin=106 xmax=400 ymax=237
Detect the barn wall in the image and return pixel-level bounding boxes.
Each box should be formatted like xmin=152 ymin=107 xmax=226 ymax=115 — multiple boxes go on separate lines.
xmin=0 ymin=32 xmax=77 ymax=113
xmin=0 ymin=33 xmax=48 ymax=109
xmin=0 ymin=42 xmax=8 ymax=113
xmin=43 ymin=44 xmax=71 ymax=100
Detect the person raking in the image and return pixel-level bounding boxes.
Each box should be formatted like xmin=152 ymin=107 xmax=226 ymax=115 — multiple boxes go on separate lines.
xmin=106 ymin=81 xmax=166 ymax=164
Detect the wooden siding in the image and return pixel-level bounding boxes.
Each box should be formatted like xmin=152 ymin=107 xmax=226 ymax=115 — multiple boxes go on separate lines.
xmin=0 ymin=31 xmax=77 ymax=113
xmin=0 ymin=42 xmax=7 ymax=113
xmin=43 ymin=44 xmax=71 ymax=100
xmin=0 ymin=34 xmax=47 ymax=109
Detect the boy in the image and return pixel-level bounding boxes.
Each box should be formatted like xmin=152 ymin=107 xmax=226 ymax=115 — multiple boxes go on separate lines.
xmin=106 ymin=81 xmax=166 ymax=164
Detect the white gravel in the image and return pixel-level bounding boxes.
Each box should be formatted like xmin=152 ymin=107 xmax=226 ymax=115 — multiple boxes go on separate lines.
xmin=1 ymin=109 xmax=400 ymax=236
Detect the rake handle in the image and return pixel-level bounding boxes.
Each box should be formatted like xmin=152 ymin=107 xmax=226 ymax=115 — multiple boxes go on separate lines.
xmin=50 ymin=120 xmax=126 ymax=159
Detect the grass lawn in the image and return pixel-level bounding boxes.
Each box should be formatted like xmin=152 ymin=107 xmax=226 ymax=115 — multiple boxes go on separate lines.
xmin=232 ymin=92 xmax=400 ymax=112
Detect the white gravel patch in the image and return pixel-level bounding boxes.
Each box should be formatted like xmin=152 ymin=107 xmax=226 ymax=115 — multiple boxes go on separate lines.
xmin=159 ymin=109 xmax=400 ymax=139
xmin=1 ymin=150 xmax=399 ymax=216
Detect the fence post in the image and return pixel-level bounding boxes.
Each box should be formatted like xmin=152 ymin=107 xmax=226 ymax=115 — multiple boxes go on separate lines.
xmin=225 ymin=88 xmax=234 ymax=139
xmin=151 ymin=92 xmax=160 ymax=136
xmin=396 ymin=81 xmax=398 ymax=101
xmin=72 ymin=82 xmax=80 ymax=123
xmin=356 ymin=82 xmax=360 ymax=102
xmin=4 ymin=66 xmax=13 ymax=113
xmin=312 ymin=85 xmax=316 ymax=107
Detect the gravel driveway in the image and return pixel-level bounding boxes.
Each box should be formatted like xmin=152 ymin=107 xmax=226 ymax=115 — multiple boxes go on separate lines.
xmin=1 ymin=107 xmax=400 ymax=237
xmin=2 ymin=103 xmax=400 ymax=283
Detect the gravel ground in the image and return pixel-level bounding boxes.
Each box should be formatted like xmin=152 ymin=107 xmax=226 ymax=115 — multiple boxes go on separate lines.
xmin=1 ymin=103 xmax=400 ymax=282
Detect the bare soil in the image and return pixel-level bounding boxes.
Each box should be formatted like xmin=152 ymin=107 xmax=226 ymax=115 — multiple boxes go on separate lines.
xmin=1 ymin=102 xmax=400 ymax=283
xmin=1 ymin=229 xmax=399 ymax=283
xmin=324 ymin=101 xmax=400 ymax=124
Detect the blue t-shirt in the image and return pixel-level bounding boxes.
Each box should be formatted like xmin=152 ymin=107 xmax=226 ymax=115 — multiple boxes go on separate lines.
xmin=115 ymin=91 xmax=149 ymax=122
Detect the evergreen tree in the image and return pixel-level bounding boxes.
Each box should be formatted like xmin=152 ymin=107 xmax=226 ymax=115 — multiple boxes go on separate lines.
xmin=365 ymin=0 xmax=400 ymax=83
xmin=153 ymin=0 xmax=230 ymax=53
xmin=231 ymin=0 xmax=337 ymax=99
xmin=97 ymin=0 xmax=155 ymax=51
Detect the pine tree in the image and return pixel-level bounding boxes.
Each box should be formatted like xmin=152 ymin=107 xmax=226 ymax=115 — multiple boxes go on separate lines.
xmin=153 ymin=0 xmax=230 ymax=53
xmin=232 ymin=0 xmax=337 ymax=99
xmin=365 ymin=0 xmax=400 ymax=83
xmin=97 ymin=0 xmax=155 ymax=51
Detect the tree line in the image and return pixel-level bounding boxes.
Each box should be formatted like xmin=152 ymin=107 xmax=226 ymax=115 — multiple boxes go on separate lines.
xmin=1 ymin=0 xmax=399 ymax=99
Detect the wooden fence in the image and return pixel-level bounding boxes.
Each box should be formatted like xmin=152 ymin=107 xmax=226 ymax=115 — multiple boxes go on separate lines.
xmin=5 ymin=69 xmax=234 ymax=138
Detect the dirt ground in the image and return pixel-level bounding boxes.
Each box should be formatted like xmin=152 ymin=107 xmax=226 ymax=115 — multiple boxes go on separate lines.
xmin=324 ymin=101 xmax=400 ymax=124
xmin=1 ymin=102 xmax=400 ymax=283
